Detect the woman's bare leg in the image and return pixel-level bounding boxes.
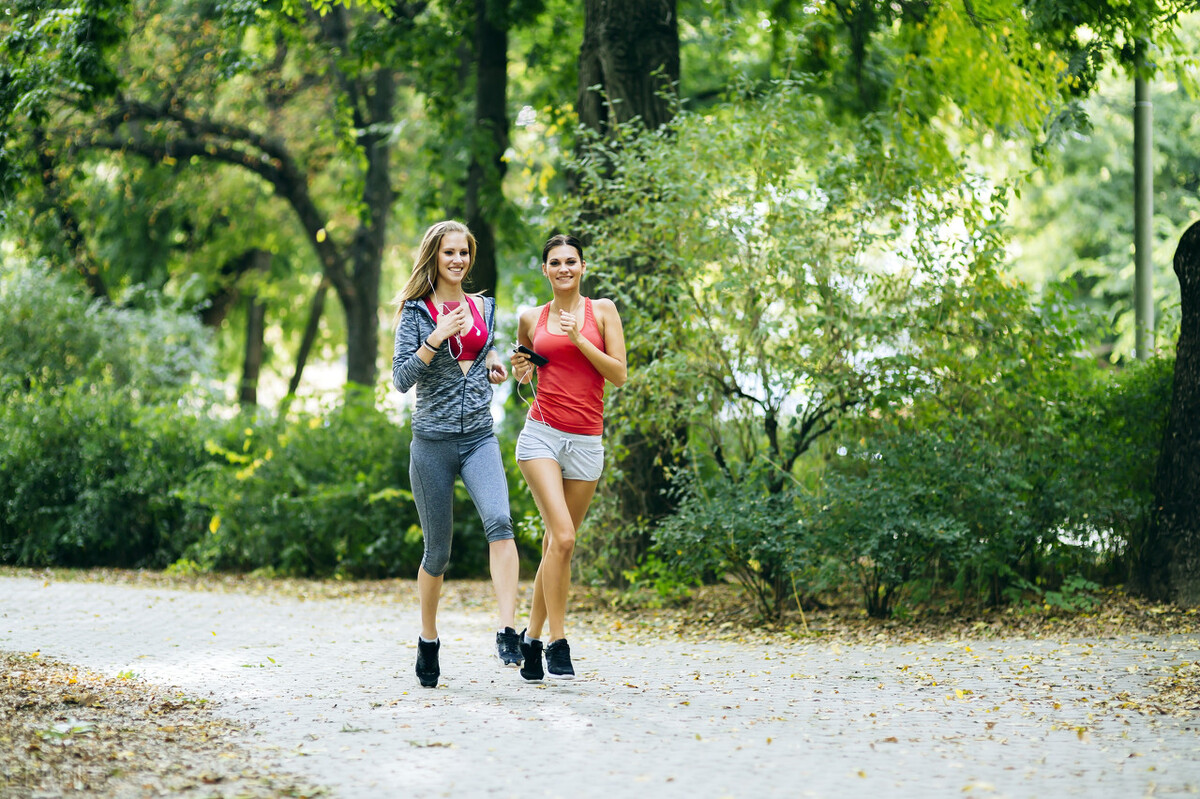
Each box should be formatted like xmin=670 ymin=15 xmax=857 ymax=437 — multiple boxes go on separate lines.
xmin=520 ymin=458 xmax=597 ymax=641
xmin=488 ymin=539 xmax=519 ymax=630
xmin=417 ymin=566 xmax=443 ymax=641
xmin=526 ymin=534 xmax=551 ymax=638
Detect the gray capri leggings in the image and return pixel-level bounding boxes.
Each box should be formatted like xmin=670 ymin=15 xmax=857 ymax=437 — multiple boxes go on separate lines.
xmin=409 ymin=430 xmax=513 ymax=577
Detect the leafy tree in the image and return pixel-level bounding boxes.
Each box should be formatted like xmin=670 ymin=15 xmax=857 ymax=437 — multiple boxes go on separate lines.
xmin=566 ymin=78 xmax=1015 ymax=596
xmin=1 ymin=0 xmax=481 ymax=392
xmin=552 ymin=0 xmax=682 ymax=577
xmin=1009 ymin=36 xmax=1200 ymax=357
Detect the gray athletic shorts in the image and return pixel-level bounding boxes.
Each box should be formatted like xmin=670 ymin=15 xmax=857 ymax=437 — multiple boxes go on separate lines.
xmin=516 ymin=419 xmax=605 ymax=482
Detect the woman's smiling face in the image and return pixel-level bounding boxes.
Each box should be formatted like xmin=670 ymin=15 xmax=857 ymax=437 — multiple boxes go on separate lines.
xmin=436 ymin=231 xmax=472 ymax=289
xmin=543 ymin=244 xmax=584 ymax=290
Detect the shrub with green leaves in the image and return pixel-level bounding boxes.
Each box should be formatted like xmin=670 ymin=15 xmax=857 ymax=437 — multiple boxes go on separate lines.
xmin=655 ymin=469 xmax=815 ymax=621
xmin=0 ymin=384 xmax=219 ymax=567
xmin=1060 ymin=356 xmax=1174 ymax=587
xmin=179 ymin=391 xmax=419 ymax=578
xmin=0 ymin=262 xmax=212 ymax=397
xmin=817 ymin=350 xmax=1173 ymax=617
xmin=816 ymin=433 xmax=972 ymax=618
xmin=0 ymin=264 xmax=221 ymax=567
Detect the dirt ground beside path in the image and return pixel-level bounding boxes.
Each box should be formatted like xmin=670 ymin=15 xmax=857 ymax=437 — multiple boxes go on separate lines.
xmin=1 ymin=650 xmax=324 ymax=798
xmin=2 ymin=569 xmax=1199 ymax=799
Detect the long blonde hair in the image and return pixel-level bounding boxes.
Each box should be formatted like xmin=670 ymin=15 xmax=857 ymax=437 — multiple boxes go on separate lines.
xmin=392 ymin=221 xmax=477 ymax=318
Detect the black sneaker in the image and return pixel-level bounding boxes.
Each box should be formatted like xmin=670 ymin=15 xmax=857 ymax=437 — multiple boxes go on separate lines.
xmin=415 ymin=637 xmax=440 ymax=688
xmin=496 ymin=627 xmax=523 ymax=667
xmin=545 ymin=638 xmax=575 ymax=680
xmin=519 ymin=630 xmax=544 ymax=683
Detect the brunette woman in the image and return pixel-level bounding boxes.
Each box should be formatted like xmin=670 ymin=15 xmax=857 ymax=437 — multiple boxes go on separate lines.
xmin=510 ymin=234 xmax=627 ymax=680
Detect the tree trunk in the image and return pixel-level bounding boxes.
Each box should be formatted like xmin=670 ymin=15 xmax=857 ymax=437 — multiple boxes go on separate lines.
xmin=577 ymin=0 xmax=679 ymax=134
xmin=1142 ymin=220 xmax=1200 ymax=605
xmin=315 ymin=7 xmax=396 ymax=390
xmin=464 ymin=0 xmax=509 ymax=300
xmin=239 ymin=250 xmax=272 ymax=407
xmin=289 ymin=278 xmax=330 ymax=398
xmin=576 ymin=0 xmax=681 ymax=580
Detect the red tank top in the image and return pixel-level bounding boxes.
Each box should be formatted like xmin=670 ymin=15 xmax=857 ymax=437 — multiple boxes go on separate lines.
xmin=424 ymin=296 xmax=487 ymax=363
xmin=529 ymin=298 xmax=606 ymax=435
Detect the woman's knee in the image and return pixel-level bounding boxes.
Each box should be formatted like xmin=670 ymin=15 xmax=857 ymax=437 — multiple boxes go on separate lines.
xmin=422 ymin=541 xmax=452 ymax=577
xmin=546 ymin=527 xmax=576 ymax=556
xmin=483 ymin=515 xmax=514 ymax=544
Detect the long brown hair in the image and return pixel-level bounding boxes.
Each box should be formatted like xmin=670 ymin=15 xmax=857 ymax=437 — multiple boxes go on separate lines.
xmin=393 ymin=221 xmax=477 ymax=309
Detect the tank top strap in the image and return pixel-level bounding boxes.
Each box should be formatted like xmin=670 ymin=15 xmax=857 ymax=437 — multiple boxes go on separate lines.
xmin=536 ymin=302 xmax=552 ymax=331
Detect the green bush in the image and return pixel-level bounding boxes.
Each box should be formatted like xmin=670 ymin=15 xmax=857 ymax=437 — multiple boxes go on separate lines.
xmin=179 ymin=391 xmax=417 ymax=578
xmin=1062 ymin=356 xmax=1174 ymax=586
xmin=816 ymin=433 xmax=973 ymax=619
xmin=655 ymin=469 xmax=814 ymax=621
xmin=814 ymin=354 xmax=1173 ymax=617
xmin=0 ymin=263 xmax=211 ymax=397
xmin=0 ymin=382 xmax=219 ymax=568
xmin=0 ymin=264 xmax=220 ymax=568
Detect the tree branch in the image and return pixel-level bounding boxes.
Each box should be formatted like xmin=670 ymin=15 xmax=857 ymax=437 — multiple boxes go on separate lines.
xmin=81 ymin=106 xmax=355 ymax=302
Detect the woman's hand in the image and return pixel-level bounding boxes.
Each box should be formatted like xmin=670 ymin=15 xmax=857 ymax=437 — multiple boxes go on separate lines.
xmin=509 ymin=349 xmax=534 ymax=383
xmin=559 ymin=309 xmax=583 ymax=346
xmin=486 ymin=353 xmax=508 ymax=384
xmin=430 ymin=303 xmax=469 ymax=346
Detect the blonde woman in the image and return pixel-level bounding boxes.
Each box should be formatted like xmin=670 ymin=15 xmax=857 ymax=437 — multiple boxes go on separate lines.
xmin=391 ymin=221 xmax=520 ymax=687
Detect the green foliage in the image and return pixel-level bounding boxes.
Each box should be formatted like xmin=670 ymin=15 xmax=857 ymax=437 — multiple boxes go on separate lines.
xmin=814 ymin=346 xmax=1173 ymax=618
xmin=1011 ymin=30 xmax=1200 ymax=358
xmin=0 ymin=264 xmax=220 ymax=568
xmin=820 ymin=416 xmax=1069 ymax=617
xmin=1071 ymin=356 xmax=1175 ymax=580
xmin=615 ymin=553 xmax=698 ymax=609
xmin=0 ymin=0 xmax=129 ymax=215
xmin=1041 ymin=575 xmax=1102 ymax=612
xmin=0 ymin=384 xmax=218 ymax=568
xmin=816 ymin=434 xmax=973 ymax=619
xmin=0 ymin=0 xmax=1186 ymax=624
xmin=655 ymin=469 xmax=815 ymax=621
xmin=0 ymin=263 xmax=213 ymax=396
xmin=179 ymin=390 xmax=425 ymax=578
xmin=1025 ymin=0 xmax=1196 ymax=78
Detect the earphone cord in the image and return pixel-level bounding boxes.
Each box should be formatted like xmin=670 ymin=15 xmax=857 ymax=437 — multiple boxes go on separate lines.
xmin=514 ymin=364 xmax=545 ymax=424
xmin=429 ymin=284 xmax=472 ymax=361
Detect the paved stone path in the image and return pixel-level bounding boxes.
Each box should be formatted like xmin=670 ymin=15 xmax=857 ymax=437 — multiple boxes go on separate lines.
xmin=2 ymin=575 xmax=1198 ymax=798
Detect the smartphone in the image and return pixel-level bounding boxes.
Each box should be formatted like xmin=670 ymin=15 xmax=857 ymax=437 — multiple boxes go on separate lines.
xmin=439 ymin=300 xmax=461 ymax=314
xmin=515 ymin=344 xmax=549 ymax=367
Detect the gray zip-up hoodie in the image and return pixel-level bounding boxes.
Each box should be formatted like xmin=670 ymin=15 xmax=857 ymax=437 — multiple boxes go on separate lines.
xmin=392 ymin=296 xmax=498 ymax=438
